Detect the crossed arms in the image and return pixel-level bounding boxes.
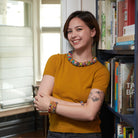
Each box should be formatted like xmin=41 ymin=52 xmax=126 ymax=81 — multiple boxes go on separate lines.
xmin=34 ymin=75 xmax=104 ymax=121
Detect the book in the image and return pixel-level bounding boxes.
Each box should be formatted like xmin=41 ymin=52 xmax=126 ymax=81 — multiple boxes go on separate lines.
xmin=123 ymin=24 xmax=135 ymax=36
xmin=117 ymin=0 xmax=125 ymax=37
xmin=114 ymin=61 xmax=119 ymax=112
xmin=104 ymin=60 xmax=111 ymax=104
xmin=101 ymin=0 xmax=106 ymax=49
xmin=123 ymin=0 xmax=135 ymax=27
xmin=111 ymin=2 xmax=116 ymax=49
xmin=132 ymin=129 xmax=134 ymax=138
xmin=119 ymin=59 xmax=134 ymax=114
xmin=115 ymin=34 xmax=135 ymax=50
xmin=113 ymin=44 xmax=134 ymax=50
xmin=123 ymin=126 xmax=134 ymax=138
xmin=117 ymin=35 xmax=135 ymax=42
xmin=117 ymin=123 xmax=124 ymax=138
xmin=128 ymin=133 xmax=132 ymax=138
xmin=117 ymin=122 xmax=128 ymax=138
xmin=117 ymin=122 xmax=134 ymax=138
xmin=105 ymin=0 xmax=112 ymax=49
xmin=98 ymin=0 xmax=102 ymax=49
xmin=109 ymin=56 xmax=134 ymax=114
xmin=114 ymin=40 xmax=135 ymax=50
xmin=116 ymin=40 xmax=134 ymax=46
xmin=98 ymin=0 xmax=117 ymax=50
xmin=108 ymin=57 xmax=116 ymax=107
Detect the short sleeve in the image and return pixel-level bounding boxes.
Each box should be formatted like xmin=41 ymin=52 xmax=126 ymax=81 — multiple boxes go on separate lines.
xmin=92 ymin=66 xmax=110 ymax=94
xmin=43 ymin=54 xmax=59 ymax=77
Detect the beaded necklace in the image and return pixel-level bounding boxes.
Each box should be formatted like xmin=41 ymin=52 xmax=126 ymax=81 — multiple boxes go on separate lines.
xmin=67 ymin=51 xmax=97 ymax=67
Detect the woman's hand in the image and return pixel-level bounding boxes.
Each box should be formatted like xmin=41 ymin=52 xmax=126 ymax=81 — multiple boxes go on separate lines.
xmin=34 ymin=94 xmax=50 ymax=111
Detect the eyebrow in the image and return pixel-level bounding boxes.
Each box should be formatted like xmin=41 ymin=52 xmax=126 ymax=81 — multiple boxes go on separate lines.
xmin=68 ymin=25 xmax=83 ymax=30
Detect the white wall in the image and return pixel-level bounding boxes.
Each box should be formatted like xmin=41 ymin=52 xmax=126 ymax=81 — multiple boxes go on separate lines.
xmin=61 ymin=0 xmax=96 ymax=53
xmin=82 ymin=0 xmax=96 ymax=15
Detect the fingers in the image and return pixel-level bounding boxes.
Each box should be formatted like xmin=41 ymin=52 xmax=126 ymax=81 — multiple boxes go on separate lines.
xmin=34 ymin=102 xmax=40 ymax=111
xmin=33 ymin=98 xmax=39 ymax=109
xmin=35 ymin=94 xmax=45 ymax=101
xmin=39 ymin=93 xmax=44 ymax=97
xmin=35 ymin=95 xmax=40 ymax=101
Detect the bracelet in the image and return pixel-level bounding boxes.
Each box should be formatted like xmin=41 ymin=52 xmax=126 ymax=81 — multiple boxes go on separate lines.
xmin=48 ymin=101 xmax=58 ymax=113
xmin=80 ymin=101 xmax=84 ymax=106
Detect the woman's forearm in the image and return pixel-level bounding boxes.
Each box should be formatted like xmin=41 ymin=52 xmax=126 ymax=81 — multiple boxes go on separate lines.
xmin=52 ymin=89 xmax=104 ymax=121
xmin=55 ymin=103 xmax=93 ymax=121
xmin=49 ymin=96 xmax=82 ymax=106
xmin=35 ymin=89 xmax=104 ymax=121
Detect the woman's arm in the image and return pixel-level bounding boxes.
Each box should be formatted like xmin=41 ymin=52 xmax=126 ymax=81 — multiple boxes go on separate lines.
xmin=48 ymin=96 xmax=82 ymax=106
xmin=35 ymin=75 xmax=82 ymax=107
xmin=55 ymin=88 xmax=104 ymax=121
xmin=37 ymin=75 xmax=55 ymax=96
xmin=35 ymin=88 xmax=104 ymax=121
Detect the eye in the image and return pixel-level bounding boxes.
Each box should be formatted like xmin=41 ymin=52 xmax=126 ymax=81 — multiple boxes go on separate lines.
xmin=76 ymin=28 xmax=82 ymax=31
xmin=67 ymin=30 xmax=72 ymax=34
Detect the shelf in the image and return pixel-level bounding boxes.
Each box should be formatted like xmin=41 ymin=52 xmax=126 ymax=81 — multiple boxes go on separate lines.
xmin=107 ymin=106 xmax=134 ymax=127
xmin=98 ymin=49 xmax=134 ymax=55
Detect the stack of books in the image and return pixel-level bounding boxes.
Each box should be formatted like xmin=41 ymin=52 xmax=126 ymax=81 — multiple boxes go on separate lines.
xmin=117 ymin=122 xmax=134 ymax=138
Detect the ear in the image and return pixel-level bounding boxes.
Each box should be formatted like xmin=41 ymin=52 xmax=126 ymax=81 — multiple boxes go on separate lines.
xmin=90 ymin=28 xmax=96 ymax=37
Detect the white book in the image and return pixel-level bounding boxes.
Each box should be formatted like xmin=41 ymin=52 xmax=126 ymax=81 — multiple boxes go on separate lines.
xmin=123 ymin=24 xmax=135 ymax=36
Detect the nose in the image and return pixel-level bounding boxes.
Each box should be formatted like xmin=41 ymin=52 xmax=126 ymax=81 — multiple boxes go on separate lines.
xmin=71 ymin=30 xmax=77 ymax=38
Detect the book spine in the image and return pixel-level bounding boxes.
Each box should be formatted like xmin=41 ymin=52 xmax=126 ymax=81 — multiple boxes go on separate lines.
xmin=118 ymin=62 xmax=121 ymax=113
xmin=124 ymin=0 xmax=128 ymax=27
xmin=124 ymin=0 xmax=135 ymax=26
xmin=105 ymin=0 xmax=112 ymax=49
xmin=116 ymin=40 xmax=134 ymax=46
xmin=117 ymin=35 xmax=135 ymax=42
xmin=123 ymin=126 xmax=127 ymax=138
xmin=110 ymin=58 xmax=115 ymax=107
xmin=114 ymin=61 xmax=119 ymax=112
xmin=123 ymin=126 xmax=133 ymax=138
xmin=123 ymin=24 xmax=135 ymax=36
xmin=111 ymin=2 xmax=116 ymax=49
xmin=117 ymin=0 xmax=125 ymax=37
xmin=129 ymin=133 xmax=132 ymax=138
xmin=128 ymin=0 xmax=135 ymax=25
xmin=113 ymin=45 xmax=134 ymax=50
xmin=104 ymin=61 xmax=111 ymax=103
xmin=121 ymin=63 xmax=134 ymax=114
xmin=132 ymin=130 xmax=134 ymax=138
xmin=101 ymin=1 xmax=106 ymax=49
xmin=98 ymin=0 xmax=102 ymax=49
xmin=117 ymin=123 xmax=124 ymax=138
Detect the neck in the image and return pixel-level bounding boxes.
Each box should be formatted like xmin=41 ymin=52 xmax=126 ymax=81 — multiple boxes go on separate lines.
xmin=72 ymin=49 xmax=93 ymax=62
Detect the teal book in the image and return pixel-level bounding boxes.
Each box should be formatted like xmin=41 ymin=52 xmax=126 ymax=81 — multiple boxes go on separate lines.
xmin=116 ymin=40 xmax=134 ymax=46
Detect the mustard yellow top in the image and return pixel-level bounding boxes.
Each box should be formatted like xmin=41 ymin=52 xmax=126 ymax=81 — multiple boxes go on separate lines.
xmin=43 ymin=53 xmax=110 ymax=133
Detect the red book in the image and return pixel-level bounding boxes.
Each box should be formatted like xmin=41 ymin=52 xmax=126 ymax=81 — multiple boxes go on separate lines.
xmin=118 ymin=0 xmax=125 ymax=37
xmin=129 ymin=133 xmax=132 ymax=138
xmin=124 ymin=0 xmax=135 ymax=26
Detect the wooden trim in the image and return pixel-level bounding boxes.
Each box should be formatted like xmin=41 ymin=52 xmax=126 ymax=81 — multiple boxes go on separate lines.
xmin=42 ymin=0 xmax=60 ymax=4
xmin=0 ymin=105 xmax=34 ymax=117
xmin=42 ymin=27 xmax=60 ymax=33
xmin=81 ymin=0 xmax=82 ymax=10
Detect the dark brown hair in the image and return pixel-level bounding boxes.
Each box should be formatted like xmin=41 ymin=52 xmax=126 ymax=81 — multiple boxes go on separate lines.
xmin=63 ymin=11 xmax=100 ymax=45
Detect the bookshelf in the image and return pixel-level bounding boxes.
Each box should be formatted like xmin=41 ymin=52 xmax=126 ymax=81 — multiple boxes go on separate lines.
xmin=96 ymin=0 xmax=138 ymax=137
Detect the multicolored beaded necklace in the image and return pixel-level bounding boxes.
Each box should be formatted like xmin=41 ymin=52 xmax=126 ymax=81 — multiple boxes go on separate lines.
xmin=67 ymin=51 xmax=97 ymax=67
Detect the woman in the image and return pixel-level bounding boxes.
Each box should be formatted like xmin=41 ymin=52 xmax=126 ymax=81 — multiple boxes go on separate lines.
xmin=34 ymin=11 xmax=110 ymax=138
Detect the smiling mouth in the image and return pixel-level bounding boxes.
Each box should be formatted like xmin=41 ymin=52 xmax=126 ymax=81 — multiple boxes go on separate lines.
xmin=72 ymin=40 xmax=80 ymax=44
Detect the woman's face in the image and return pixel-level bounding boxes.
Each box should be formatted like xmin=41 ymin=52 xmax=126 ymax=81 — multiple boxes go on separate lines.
xmin=67 ymin=17 xmax=96 ymax=51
